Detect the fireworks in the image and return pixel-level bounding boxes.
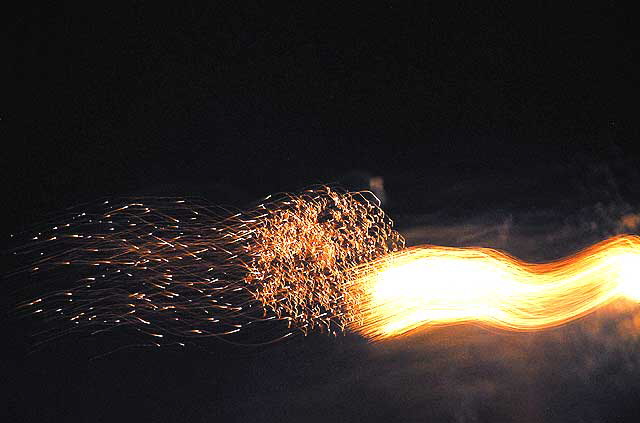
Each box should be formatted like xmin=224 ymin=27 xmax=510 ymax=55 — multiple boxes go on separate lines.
xmin=11 ymin=187 xmax=640 ymax=345
xmin=12 ymin=188 xmax=403 ymax=343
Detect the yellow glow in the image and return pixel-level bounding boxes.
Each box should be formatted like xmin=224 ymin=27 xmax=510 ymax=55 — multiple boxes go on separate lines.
xmin=350 ymin=235 xmax=640 ymax=339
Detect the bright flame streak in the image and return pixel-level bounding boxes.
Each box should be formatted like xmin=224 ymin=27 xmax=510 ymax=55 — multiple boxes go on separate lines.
xmin=352 ymin=235 xmax=640 ymax=340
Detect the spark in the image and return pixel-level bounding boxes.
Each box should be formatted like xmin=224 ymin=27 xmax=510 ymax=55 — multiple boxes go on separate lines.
xmin=12 ymin=188 xmax=402 ymax=343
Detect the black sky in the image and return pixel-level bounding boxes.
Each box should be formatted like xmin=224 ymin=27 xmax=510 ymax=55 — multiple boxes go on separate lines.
xmin=7 ymin=4 xmax=637 ymax=220
xmin=5 ymin=3 xmax=640 ymax=422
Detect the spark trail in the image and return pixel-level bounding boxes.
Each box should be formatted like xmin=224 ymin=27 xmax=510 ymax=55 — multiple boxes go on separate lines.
xmin=10 ymin=188 xmax=640 ymax=344
xmin=11 ymin=188 xmax=403 ymax=343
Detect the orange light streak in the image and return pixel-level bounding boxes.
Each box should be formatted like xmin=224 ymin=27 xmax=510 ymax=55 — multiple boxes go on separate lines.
xmin=351 ymin=235 xmax=640 ymax=340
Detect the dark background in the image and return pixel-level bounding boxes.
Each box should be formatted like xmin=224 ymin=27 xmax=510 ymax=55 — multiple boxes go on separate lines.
xmin=5 ymin=3 xmax=640 ymax=422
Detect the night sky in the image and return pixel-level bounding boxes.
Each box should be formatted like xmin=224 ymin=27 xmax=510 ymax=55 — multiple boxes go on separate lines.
xmin=5 ymin=4 xmax=640 ymax=422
